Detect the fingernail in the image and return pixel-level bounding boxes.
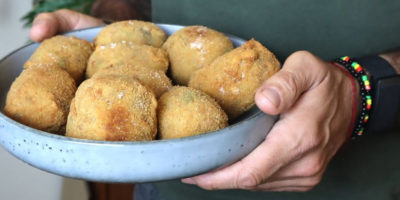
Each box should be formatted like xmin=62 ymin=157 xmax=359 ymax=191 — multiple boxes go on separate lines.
xmin=262 ymin=87 xmax=280 ymax=108
xmin=181 ymin=178 xmax=196 ymax=184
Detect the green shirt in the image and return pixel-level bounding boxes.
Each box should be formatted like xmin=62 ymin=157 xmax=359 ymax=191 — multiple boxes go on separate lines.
xmin=153 ymin=0 xmax=400 ymax=61
xmin=151 ymin=0 xmax=400 ymax=199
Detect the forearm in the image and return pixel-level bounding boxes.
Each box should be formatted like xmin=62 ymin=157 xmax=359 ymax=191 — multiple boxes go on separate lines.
xmin=380 ymin=50 xmax=400 ymax=74
xmin=380 ymin=50 xmax=400 ymax=131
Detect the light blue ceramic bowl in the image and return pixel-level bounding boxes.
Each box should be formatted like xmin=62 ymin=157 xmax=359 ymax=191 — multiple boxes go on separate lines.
xmin=0 ymin=24 xmax=277 ymax=183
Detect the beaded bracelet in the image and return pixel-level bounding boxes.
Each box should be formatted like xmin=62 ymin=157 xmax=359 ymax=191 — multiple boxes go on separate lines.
xmin=331 ymin=62 xmax=357 ymax=140
xmin=334 ymin=56 xmax=372 ymax=138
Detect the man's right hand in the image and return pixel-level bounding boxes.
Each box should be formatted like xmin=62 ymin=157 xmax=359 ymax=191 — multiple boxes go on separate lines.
xmin=30 ymin=9 xmax=105 ymax=42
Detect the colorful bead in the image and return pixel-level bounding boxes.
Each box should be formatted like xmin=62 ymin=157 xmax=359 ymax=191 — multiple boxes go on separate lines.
xmin=335 ymin=56 xmax=372 ymax=139
xmin=362 ymin=75 xmax=368 ymax=81
xmin=364 ymin=115 xmax=369 ymax=123
xmin=341 ymin=56 xmax=350 ymax=62
xmin=351 ymin=62 xmax=360 ymax=70
xmin=357 ymin=128 xmax=364 ymax=136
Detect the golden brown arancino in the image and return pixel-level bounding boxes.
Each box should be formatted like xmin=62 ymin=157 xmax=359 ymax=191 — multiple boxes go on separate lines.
xmin=24 ymin=36 xmax=94 ymax=82
xmin=95 ymin=20 xmax=167 ymax=47
xmin=93 ymin=64 xmax=172 ymax=98
xmin=189 ymin=39 xmax=280 ymax=119
xmin=162 ymin=26 xmax=234 ymax=85
xmin=66 ymin=75 xmax=157 ymax=141
xmin=86 ymin=42 xmax=169 ymax=78
xmin=158 ymin=86 xmax=228 ymax=139
xmin=4 ymin=65 xmax=76 ymax=134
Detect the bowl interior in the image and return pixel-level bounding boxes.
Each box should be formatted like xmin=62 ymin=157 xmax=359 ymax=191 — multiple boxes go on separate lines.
xmin=0 ymin=24 xmax=259 ymax=141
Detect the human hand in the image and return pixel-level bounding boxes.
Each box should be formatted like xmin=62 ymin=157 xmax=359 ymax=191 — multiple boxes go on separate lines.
xmin=182 ymin=51 xmax=358 ymax=192
xmin=30 ymin=9 xmax=104 ymax=42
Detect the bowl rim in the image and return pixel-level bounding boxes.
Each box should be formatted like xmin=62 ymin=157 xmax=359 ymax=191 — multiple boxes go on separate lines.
xmin=0 ymin=24 xmax=266 ymax=146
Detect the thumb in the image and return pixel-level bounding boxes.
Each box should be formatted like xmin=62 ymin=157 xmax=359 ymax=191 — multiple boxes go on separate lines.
xmin=30 ymin=9 xmax=104 ymax=42
xmin=255 ymin=51 xmax=327 ymax=115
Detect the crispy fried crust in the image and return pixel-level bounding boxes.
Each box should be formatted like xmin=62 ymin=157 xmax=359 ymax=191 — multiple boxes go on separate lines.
xmin=66 ymin=75 xmax=157 ymax=141
xmin=189 ymin=39 xmax=280 ymax=119
xmin=87 ymin=42 xmax=169 ymax=78
xmin=93 ymin=64 xmax=172 ymax=98
xmin=95 ymin=20 xmax=167 ymax=47
xmin=158 ymin=86 xmax=228 ymax=139
xmin=162 ymin=26 xmax=234 ymax=85
xmin=24 ymin=36 xmax=94 ymax=82
xmin=4 ymin=65 xmax=76 ymax=134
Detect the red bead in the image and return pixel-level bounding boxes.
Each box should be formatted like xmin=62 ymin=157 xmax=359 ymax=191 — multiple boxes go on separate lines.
xmin=344 ymin=56 xmax=350 ymax=62
xmin=356 ymin=67 xmax=363 ymax=72
xmin=365 ymin=85 xmax=371 ymax=91
xmin=367 ymin=104 xmax=371 ymax=110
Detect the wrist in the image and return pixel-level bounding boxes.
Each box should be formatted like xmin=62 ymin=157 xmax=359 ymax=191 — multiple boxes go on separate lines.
xmin=330 ymin=62 xmax=361 ymax=139
xmin=335 ymin=63 xmax=361 ymax=123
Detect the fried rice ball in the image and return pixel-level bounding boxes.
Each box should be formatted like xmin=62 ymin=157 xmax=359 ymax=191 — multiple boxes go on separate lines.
xmin=162 ymin=26 xmax=234 ymax=85
xmin=158 ymin=86 xmax=228 ymax=139
xmin=3 ymin=65 xmax=76 ymax=134
xmin=24 ymin=36 xmax=94 ymax=82
xmin=86 ymin=42 xmax=169 ymax=78
xmin=93 ymin=65 xmax=172 ymax=98
xmin=66 ymin=75 xmax=157 ymax=141
xmin=189 ymin=39 xmax=280 ymax=119
xmin=95 ymin=20 xmax=167 ymax=47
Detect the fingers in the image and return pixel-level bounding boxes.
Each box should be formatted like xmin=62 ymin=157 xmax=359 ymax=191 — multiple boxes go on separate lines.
xmin=257 ymin=176 xmax=321 ymax=191
xmin=30 ymin=9 xmax=104 ymax=42
xmin=255 ymin=51 xmax=328 ymax=115
xmin=267 ymin=150 xmax=327 ymax=181
xmin=266 ymin=186 xmax=314 ymax=192
xmin=182 ymin=138 xmax=327 ymax=191
xmin=181 ymin=120 xmax=300 ymax=190
xmin=30 ymin=13 xmax=59 ymax=42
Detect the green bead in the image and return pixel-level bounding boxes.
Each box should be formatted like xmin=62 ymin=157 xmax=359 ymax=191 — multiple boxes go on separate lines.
xmin=362 ymin=75 xmax=368 ymax=81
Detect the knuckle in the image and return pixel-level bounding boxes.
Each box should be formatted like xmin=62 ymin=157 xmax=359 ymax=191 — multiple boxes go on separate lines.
xmin=273 ymin=70 xmax=301 ymax=100
xmin=299 ymin=158 xmax=324 ymax=177
xmin=301 ymin=122 xmax=324 ymax=150
xmin=288 ymin=50 xmax=314 ymax=61
xmin=282 ymin=71 xmax=300 ymax=93
xmin=308 ymin=129 xmax=324 ymax=149
xmin=308 ymin=175 xmax=323 ymax=187
xmin=298 ymin=186 xmax=315 ymax=192
xmin=238 ymin=168 xmax=263 ymax=189
xmin=287 ymin=50 xmax=317 ymax=68
xmin=286 ymin=50 xmax=328 ymax=74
